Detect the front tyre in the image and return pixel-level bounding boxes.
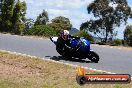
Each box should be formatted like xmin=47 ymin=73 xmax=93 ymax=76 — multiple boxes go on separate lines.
xmin=88 ymin=51 xmax=99 ymax=63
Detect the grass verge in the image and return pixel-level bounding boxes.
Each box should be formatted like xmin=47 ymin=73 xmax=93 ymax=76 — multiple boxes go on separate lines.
xmin=0 ymin=51 xmax=131 ymax=88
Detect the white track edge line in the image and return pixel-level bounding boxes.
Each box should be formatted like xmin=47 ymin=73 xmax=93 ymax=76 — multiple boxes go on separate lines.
xmin=0 ymin=49 xmax=132 ymax=79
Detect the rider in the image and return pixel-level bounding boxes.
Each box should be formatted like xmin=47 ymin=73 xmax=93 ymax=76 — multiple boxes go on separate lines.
xmin=56 ymin=30 xmax=79 ymax=55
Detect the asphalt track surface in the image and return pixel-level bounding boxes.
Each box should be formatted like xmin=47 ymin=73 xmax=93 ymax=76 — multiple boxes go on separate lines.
xmin=0 ymin=34 xmax=132 ymax=75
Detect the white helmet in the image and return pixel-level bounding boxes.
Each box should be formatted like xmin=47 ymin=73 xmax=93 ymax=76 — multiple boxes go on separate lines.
xmin=61 ymin=30 xmax=70 ymax=40
xmin=63 ymin=30 xmax=69 ymax=35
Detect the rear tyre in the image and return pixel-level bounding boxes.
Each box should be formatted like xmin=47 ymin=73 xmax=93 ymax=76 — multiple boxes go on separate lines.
xmin=88 ymin=51 xmax=99 ymax=63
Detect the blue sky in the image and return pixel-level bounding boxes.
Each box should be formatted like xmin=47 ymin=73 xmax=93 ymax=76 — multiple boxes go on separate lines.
xmin=21 ymin=0 xmax=132 ymax=39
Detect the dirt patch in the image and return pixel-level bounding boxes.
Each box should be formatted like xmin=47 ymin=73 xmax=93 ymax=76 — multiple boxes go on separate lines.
xmin=0 ymin=58 xmax=41 ymax=78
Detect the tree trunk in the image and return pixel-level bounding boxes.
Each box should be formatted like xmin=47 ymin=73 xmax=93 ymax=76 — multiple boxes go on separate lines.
xmin=105 ymin=29 xmax=108 ymax=43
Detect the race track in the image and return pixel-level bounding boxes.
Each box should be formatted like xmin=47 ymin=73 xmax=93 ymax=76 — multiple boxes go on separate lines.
xmin=0 ymin=34 xmax=132 ymax=75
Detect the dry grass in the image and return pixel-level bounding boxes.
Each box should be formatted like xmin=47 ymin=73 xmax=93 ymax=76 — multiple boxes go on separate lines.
xmin=0 ymin=52 xmax=131 ymax=88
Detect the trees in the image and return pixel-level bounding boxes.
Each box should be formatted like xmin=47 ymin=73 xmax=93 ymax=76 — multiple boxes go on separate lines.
xmin=12 ymin=0 xmax=27 ymax=34
xmin=30 ymin=11 xmax=73 ymax=36
xmin=0 ymin=0 xmax=2 ymax=13
xmin=124 ymin=25 xmax=132 ymax=46
xmin=0 ymin=0 xmax=3 ymax=31
xmin=0 ymin=0 xmax=27 ymax=34
xmin=12 ymin=0 xmax=21 ymax=34
xmin=20 ymin=1 xmax=27 ymax=23
xmin=49 ymin=16 xmax=72 ymax=34
xmin=23 ymin=18 xmax=34 ymax=35
xmin=28 ymin=25 xmax=57 ymax=36
xmin=74 ymin=30 xmax=94 ymax=42
xmin=30 ymin=10 xmax=56 ymax=36
xmin=34 ymin=10 xmax=49 ymax=25
xmin=0 ymin=0 xmax=3 ymax=18
xmin=81 ymin=0 xmax=132 ymax=43
xmin=1 ymin=0 xmax=15 ymax=32
xmin=28 ymin=16 xmax=72 ymax=36
xmin=25 ymin=19 xmax=34 ymax=29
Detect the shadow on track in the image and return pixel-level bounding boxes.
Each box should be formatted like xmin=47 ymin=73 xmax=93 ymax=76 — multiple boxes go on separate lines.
xmin=45 ymin=56 xmax=93 ymax=63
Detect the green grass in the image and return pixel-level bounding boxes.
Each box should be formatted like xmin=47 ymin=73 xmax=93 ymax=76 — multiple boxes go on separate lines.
xmin=0 ymin=51 xmax=131 ymax=88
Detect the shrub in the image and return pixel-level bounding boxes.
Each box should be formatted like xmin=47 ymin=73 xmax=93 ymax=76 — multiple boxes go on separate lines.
xmin=97 ymin=42 xmax=107 ymax=45
xmin=27 ymin=25 xmax=57 ymax=37
xmin=127 ymin=35 xmax=132 ymax=46
xmin=74 ymin=30 xmax=94 ymax=42
xmin=124 ymin=25 xmax=132 ymax=46
xmin=111 ymin=39 xmax=122 ymax=46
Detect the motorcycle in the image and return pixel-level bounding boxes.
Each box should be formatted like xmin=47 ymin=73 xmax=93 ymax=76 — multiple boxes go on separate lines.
xmin=50 ymin=36 xmax=100 ymax=63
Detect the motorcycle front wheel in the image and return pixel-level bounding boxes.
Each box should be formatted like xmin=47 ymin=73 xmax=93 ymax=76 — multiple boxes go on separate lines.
xmin=88 ymin=51 xmax=99 ymax=63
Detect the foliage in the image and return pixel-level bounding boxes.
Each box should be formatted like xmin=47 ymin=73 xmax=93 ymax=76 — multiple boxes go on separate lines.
xmin=27 ymin=25 xmax=57 ymax=37
xmin=23 ymin=18 xmax=34 ymax=35
xmin=74 ymin=30 xmax=94 ymax=42
xmin=0 ymin=0 xmax=27 ymax=34
xmin=0 ymin=0 xmax=2 ymax=30
xmin=20 ymin=1 xmax=27 ymax=22
xmin=0 ymin=17 xmax=1 ymax=31
xmin=128 ymin=35 xmax=132 ymax=46
xmin=49 ymin=16 xmax=72 ymax=35
xmin=0 ymin=0 xmax=15 ymax=32
xmin=34 ymin=10 xmax=49 ymax=25
xmin=81 ymin=0 xmax=132 ymax=43
xmin=25 ymin=18 xmax=34 ymax=29
xmin=12 ymin=0 xmax=22 ymax=34
xmin=124 ymin=25 xmax=132 ymax=46
xmin=111 ymin=39 xmax=122 ymax=46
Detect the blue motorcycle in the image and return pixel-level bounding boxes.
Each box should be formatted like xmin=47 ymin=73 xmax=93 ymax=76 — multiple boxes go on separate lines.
xmin=50 ymin=36 xmax=100 ymax=63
